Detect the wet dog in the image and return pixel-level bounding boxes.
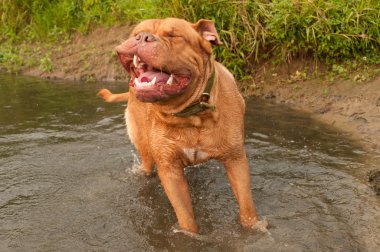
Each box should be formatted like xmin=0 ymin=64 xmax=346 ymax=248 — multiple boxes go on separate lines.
xmin=97 ymin=18 xmax=264 ymax=233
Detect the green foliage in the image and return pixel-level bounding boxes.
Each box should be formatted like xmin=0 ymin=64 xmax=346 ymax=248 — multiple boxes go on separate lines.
xmin=39 ymin=53 xmax=53 ymax=73
xmin=0 ymin=47 xmax=23 ymax=73
xmin=266 ymin=0 xmax=380 ymax=62
xmin=0 ymin=42 xmax=39 ymax=73
xmin=0 ymin=0 xmax=163 ymax=42
xmin=1 ymin=0 xmax=380 ymax=79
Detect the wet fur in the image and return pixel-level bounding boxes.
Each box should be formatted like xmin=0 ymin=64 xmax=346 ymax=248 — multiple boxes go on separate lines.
xmin=97 ymin=18 xmax=263 ymax=233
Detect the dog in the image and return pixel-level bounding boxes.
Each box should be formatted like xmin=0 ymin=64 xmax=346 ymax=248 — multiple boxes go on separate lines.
xmin=97 ymin=18 xmax=264 ymax=233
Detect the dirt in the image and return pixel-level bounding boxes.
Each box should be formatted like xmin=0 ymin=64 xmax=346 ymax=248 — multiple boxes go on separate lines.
xmin=24 ymin=25 xmax=133 ymax=82
xmin=19 ymin=25 xmax=380 ymax=188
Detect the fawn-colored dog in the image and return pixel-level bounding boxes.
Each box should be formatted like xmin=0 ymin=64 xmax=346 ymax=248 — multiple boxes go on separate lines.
xmin=97 ymin=18 xmax=263 ymax=233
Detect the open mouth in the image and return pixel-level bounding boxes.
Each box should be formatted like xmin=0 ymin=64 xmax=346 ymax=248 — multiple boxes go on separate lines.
xmin=119 ymin=54 xmax=191 ymax=102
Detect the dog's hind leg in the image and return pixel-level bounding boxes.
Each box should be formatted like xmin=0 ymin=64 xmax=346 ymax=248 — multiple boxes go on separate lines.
xmin=135 ymin=145 xmax=155 ymax=175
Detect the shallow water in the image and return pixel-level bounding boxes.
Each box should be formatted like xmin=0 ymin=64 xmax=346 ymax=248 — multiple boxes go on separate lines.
xmin=1 ymin=74 xmax=379 ymax=251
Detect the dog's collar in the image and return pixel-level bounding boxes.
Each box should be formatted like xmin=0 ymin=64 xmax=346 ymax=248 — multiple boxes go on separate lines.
xmin=173 ymin=69 xmax=216 ymax=117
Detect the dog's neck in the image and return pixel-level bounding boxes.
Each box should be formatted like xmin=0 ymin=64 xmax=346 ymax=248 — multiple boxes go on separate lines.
xmin=172 ymin=69 xmax=215 ymax=117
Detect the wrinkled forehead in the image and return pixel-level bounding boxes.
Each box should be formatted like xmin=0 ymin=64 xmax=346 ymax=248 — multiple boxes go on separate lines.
xmin=132 ymin=18 xmax=199 ymax=38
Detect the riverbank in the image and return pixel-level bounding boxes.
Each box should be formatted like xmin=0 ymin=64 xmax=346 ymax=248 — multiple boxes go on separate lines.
xmin=250 ymin=61 xmax=380 ymax=154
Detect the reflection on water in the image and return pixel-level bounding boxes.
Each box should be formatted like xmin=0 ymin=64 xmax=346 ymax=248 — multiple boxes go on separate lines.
xmin=1 ymin=74 xmax=379 ymax=251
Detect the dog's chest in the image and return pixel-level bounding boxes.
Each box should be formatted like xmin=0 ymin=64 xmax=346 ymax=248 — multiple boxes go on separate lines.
xmin=182 ymin=148 xmax=209 ymax=164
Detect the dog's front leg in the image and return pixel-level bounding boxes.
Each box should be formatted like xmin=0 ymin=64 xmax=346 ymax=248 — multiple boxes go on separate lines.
xmin=223 ymin=155 xmax=259 ymax=228
xmin=157 ymin=164 xmax=198 ymax=233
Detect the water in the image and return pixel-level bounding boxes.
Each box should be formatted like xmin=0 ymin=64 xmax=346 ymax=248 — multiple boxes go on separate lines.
xmin=1 ymin=74 xmax=379 ymax=251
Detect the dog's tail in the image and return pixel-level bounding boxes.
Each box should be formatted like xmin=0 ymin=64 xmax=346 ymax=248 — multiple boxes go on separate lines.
xmin=97 ymin=88 xmax=129 ymax=103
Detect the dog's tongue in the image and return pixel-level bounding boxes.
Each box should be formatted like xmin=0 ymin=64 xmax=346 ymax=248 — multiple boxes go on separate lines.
xmin=139 ymin=71 xmax=170 ymax=84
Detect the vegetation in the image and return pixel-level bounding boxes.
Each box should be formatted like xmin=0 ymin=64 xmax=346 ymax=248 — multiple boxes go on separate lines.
xmin=1 ymin=0 xmax=380 ymax=79
xmin=0 ymin=0 xmax=161 ymax=43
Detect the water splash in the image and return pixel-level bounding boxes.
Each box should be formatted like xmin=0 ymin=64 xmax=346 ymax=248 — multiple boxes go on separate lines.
xmin=127 ymin=149 xmax=141 ymax=174
xmin=252 ymin=217 xmax=274 ymax=241
xmin=172 ymin=226 xmax=210 ymax=242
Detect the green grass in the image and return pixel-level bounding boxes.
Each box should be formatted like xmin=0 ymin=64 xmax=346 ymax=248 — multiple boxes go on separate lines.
xmin=39 ymin=53 xmax=53 ymax=73
xmin=1 ymin=0 xmax=380 ymax=79
xmin=0 ymin=0 xmax=162 ymax=43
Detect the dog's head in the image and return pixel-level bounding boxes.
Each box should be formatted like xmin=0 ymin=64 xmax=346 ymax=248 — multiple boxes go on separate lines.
xmin=116 ymin=18 xmax=221 ymax=103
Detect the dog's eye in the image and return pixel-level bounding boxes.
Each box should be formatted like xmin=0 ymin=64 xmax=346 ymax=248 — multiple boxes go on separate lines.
xmin=166 ymin=32 xmax=181 ymax=38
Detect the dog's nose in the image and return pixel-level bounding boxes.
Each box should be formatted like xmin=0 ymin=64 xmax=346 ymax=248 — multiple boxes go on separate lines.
xmin=136 ymin=32 xmax=157 ymax=43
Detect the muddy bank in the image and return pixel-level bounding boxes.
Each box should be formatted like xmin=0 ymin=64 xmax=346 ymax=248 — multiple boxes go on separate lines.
xmin=250 ymin=63 xmax=380 ymax=154
xmin=23 ymin=26 xmax=133 ymax=82
xmin=20 ymin=26 xmax=380 ymax=156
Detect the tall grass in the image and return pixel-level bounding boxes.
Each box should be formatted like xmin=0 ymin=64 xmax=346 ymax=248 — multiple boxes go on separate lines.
xmin=0 ymin=0 xmax=162 ymax=42
xmin=1 ymin=0 xmax=380 ymax=79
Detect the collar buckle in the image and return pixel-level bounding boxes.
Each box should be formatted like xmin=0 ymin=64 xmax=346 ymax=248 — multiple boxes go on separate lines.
xmin=200 ymin=92 xmax=210 ymax=102
xmin=173 ymin=68 xmax=216 ymax=117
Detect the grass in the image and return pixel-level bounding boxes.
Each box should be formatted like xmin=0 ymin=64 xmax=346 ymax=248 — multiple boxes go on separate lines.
xmin=1 ymin=0 xmax=380 ymax=79
xmin=39 ymin=53 xmax=53 ymax=73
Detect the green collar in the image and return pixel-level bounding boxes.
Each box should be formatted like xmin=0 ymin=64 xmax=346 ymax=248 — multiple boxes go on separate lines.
xmin=173 ymin=69 xmax=216 ymax=117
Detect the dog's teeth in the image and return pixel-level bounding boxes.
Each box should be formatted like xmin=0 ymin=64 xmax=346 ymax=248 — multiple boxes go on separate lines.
xmin=151 ymin=77 xmax=157 ymax=85
xmin=134 ymin=76 xmax=156 ymax=87
xmin=167 ymin=74 xmax=174 ymax=85
xmin=133 ymin=55 xmax=138 ymax=68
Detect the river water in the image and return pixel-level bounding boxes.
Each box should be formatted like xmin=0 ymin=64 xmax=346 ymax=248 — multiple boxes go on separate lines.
xmin=1 ymin=74 xmax=379 ymax=251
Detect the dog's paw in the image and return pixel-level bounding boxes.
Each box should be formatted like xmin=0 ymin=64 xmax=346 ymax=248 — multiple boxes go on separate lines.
xmin=96 ymin=88 xmax=112 ymax=101
xmin=251 ymin=218 xmax=269 ymax=233
xmin=128 ymin=164 xmax=155 ymax=177
xmin=242 ymin=216 xmax=269 ymax=233
xmin=172 ymin=227 xmax=207 ymax=241
xmin=138 ymin=166 xmax=154 ymax=177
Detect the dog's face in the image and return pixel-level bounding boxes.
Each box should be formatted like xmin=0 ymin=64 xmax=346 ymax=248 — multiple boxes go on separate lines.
xmin=116 ymin=18 xmax=221 ymax=102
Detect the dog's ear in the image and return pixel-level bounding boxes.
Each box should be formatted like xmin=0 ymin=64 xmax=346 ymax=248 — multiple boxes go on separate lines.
xmin=192 ymin=19 xmax=223 ymax=46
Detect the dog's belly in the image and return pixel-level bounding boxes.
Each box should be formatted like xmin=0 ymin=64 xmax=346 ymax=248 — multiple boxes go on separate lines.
xmin=183 ymin=148 xmax=209 ymax=164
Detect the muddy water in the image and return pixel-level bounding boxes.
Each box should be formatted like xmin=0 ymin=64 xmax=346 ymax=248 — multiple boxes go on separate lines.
xmin=1 ymin=74 xmax=379 ymax=251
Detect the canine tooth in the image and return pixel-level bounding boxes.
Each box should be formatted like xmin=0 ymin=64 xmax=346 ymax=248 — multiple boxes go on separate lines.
xmin=151 ymin=77 xmax=157 ymax=85
xmin=167 ymin=74 xmax=174 ymax=85
xmin=134 ymin=78 xmax=140 ymax=86
xmin=133 ymin=55 xmax=138 ymax=68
